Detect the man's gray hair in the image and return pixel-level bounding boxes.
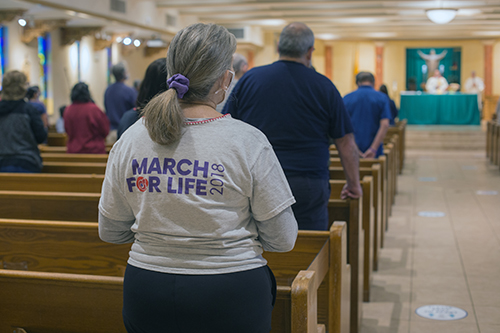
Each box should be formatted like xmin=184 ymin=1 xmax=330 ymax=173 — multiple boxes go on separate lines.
xmin=112 ymin=63 xmax=127 ymax=81
xmin=355 ymin=72 xmax=375 ymax=85
xmin=232 ymin=53 xmax=248 ymax=75
xmin=278 ymin=22 xmax=315 ymax=58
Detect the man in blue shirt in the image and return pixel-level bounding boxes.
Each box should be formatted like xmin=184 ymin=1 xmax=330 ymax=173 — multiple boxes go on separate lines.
xmin=104 ymin=63 xmax=137 ymax=143
xmin=223 ymin=22 xmax=361 ymax=230
xmin=343 ymin=72 xmax=391 ymax=158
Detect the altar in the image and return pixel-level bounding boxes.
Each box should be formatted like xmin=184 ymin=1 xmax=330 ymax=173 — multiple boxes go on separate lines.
xmin=399 ymin=92 xmax=480 ymax=125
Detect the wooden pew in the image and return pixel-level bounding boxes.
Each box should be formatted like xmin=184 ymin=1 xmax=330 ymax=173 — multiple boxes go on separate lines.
xmin=330 ymin=164 xmax=382 ymax=272
xmin=327 ymin=196 xmax=363 ymax=333
xmin=383 ymin=142 xmax=395 ymax=217
xmin=39 ymin=145 xmax=113 ymax=154
xmin=41 ymin=153 xmax=109 ymax=163
xmin=0 ymin=173 xmax=104 ymax=193
xmin=265 ymin=223 xmax=348 ymax=333
xmin=0 ymin=218 xmax=130 ymax=276
xmin=47 ymin=132 xmax=67 ymax=146
xmin=387 ymin=119 xmax=407 ymax=174
xmin=330 ymin=177 xmax=374 ymax=303
xmin=42 ymin=161 xmax=107 ymax=174
xmin=0 ymin=191 xmax=99 ymax=222
xmin=486 ymin=120 xmax=493 ymax=159
xmin=492 ymin=124 xmax=500 ymax=165
xmin=0 ymin=270 xmax=126 ymax=333
xmin=0 ymin=218 xmax=350 ymax=333
xmin=331 ymin=156 xmax=388 ymax=249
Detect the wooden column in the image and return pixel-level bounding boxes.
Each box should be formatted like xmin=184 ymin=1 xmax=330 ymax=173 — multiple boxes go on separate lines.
xmin=375 ymin=43 xmax=384 ymax=90
xmin=325 ymin=45 xmax=333 ymax=80
xmin=246 ymin=50 xmax=254 ymax=70
xmin=484 ymin=41 xmax=494 ymax=97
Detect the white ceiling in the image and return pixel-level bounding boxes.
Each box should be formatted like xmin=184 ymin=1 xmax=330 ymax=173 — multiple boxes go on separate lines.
xmin=3 ymin=0 xmax=500 ymax=41
xmin=155 ymin=0 xmax=500 ymax=40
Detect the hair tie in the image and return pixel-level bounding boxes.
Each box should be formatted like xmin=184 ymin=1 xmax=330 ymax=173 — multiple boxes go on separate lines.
xmin=167 ymin=74 xmax=190 ymax=99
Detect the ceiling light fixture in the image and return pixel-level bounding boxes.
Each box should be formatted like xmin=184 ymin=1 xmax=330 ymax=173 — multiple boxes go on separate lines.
xmin=426 ymin=8 xmax=457 ymax=24
xmin=18 ymin=18 xmax=27 ymax=27
xmin=133 ymin=39 xmax=141 ymax=47
xmin=123 ymin=37 xmax=132 ymax=46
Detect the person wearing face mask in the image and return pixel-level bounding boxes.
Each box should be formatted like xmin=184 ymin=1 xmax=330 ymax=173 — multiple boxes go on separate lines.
xmin=216 ymin=53 xmax=248 ymax=113
xmin=223 ymin=22 xmax=361 ymax=231
xmin=98 ymin=23 xmax=298 ymax=333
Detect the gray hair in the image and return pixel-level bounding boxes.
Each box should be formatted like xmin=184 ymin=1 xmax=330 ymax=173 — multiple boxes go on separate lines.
xmin=356 ymin=71 xmax=375 ymax=85
xmin=278 ymin=22 xmax=315 ymax=58
xmin=142 ymin=23 xmax=237 ymax=145
xmin=112 ymin=63 xmax=127 ymax=82
xmin=232 ymin=53 xmax=248 ymax=76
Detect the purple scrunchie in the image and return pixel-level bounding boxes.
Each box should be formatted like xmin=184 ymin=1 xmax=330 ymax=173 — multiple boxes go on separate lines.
xmin=167 ymin=74 xmax=190 ymax=99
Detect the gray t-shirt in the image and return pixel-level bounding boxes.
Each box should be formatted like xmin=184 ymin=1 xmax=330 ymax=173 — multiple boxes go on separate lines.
xmin=99 ymin=114 xmax=297 ymax=275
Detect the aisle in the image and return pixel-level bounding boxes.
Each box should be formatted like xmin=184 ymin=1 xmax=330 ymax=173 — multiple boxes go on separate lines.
xmin=360 ymin=149 xmax=500 ymax=333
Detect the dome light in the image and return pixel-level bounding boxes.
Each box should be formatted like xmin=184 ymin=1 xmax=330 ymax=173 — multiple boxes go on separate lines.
xmin=18 ymin=18 xmax=27 ymax=27
xmin=426 ymin=8 xmax=457 ymax=24
xmin=133 ymin=39 xmax=141 ymax=47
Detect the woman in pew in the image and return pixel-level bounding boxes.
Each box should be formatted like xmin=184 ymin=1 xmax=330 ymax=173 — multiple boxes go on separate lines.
xmin=117 ymin=57 xmax=168 ymax=140
xmin=0 ymin=70 xmax=47 ymax=173
xmin=99 ymin=23 xmax=298 ymax=333
xmin=64 ymin=82 xmax=110 ymax=154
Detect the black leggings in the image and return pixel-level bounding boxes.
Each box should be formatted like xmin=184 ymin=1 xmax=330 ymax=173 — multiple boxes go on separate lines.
xmin=122 ymin=264 xmax=277 ymax=333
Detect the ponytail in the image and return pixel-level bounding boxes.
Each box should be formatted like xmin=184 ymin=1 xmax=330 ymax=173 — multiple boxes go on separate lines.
xmin=142 ymin=23 xmax=236 ymax=145
xmin=142 ymin=89 xmax=184 ymax=145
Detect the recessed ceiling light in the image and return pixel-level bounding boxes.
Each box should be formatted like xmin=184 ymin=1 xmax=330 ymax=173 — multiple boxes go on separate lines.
xmin=259 ymin=19 xmax=286 ymax=26
xmin=365 ymin=32 xmax=397 ymax=38
xmin=18 ymin=18 xmax=27 ymax=27
xmin=336 ymin=17 xmax=382 ymax=24
xmin=123 ymin=37 xmax=132 ymax=46
xmin=316 ymin=33 xmax=339 ymax=40
xmin=457 ymin=9 xmax=482 ymax=16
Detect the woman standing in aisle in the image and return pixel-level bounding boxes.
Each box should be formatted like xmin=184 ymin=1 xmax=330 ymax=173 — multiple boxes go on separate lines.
xmin=98 ymin=23 xmax=298 ymax=333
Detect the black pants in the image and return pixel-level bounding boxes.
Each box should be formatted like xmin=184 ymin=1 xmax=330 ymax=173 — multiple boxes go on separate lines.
xmin=287 ymin=175 xmax=330 ymax=230
xmin=123 ymin=264 xmax=277 ymax=333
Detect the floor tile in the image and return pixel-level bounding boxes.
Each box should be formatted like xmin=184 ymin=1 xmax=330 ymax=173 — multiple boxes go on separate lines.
xmin=467 ymin=277 xmax=500 ymax=307
xmin=477 ymin=324 xmax=500 ymax=333
xmin=361 ymin=319 xmax=410 ymax=333
xmin=411 ymin=276 xmax=472 ymax=306
xmin=474 ymin=306 xmax=500 ymax=326
xmin=409 ymin=321 xmax=479 ymax=333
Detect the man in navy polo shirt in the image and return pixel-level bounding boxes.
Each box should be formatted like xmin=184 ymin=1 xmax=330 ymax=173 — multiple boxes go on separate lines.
xmin=223 ymin=22 xmax=361 ymax=231
xmin=104 ymin=63 xmax=137 ymax=143
xmin=343 ymin=72 xmax=391 ymax=158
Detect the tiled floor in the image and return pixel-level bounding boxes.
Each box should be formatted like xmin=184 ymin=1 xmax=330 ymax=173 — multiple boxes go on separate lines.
xmin=360 ymin=134 xmax=500 ymax=332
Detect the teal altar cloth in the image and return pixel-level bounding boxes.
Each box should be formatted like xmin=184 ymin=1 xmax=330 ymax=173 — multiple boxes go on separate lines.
xmin=399 ymin=93 xmax=480 ymax=125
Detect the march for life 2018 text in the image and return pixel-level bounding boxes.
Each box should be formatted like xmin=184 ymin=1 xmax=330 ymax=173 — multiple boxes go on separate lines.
xmin=126 ymin=157 xmax=225 ymax=196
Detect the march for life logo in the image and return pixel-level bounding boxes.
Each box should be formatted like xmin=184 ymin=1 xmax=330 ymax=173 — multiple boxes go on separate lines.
xmin=126 ymin=157 xmax=225 ymax=196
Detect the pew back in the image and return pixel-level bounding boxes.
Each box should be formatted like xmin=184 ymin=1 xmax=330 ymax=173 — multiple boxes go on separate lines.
xmin=0 ymin=191 xmax=99 ymax=222
xmin=0 ymin=270 xmax=126 ymax=333
xmin=0 ymin=173 xmax=104 ymax=193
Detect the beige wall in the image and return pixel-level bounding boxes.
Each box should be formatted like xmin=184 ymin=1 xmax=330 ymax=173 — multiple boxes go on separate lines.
xmin=252 ymin=36 xmax=493 ymax=105
xmin=5 ymin=20 xmax=41 ymax=96
xmin=253 ymin=31 xmax=279 ymax=68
